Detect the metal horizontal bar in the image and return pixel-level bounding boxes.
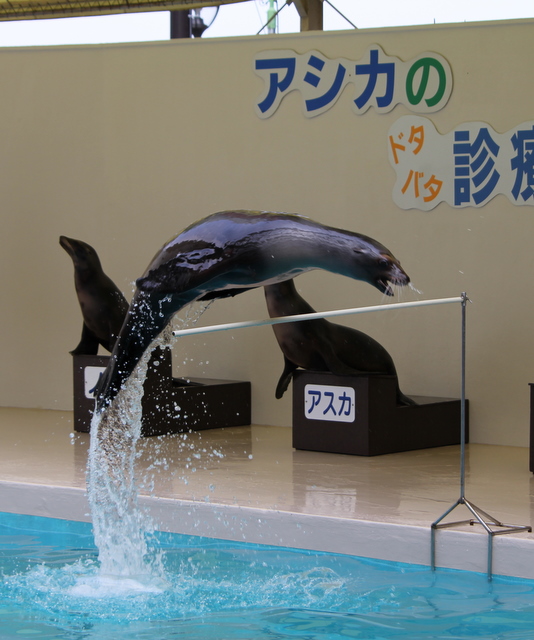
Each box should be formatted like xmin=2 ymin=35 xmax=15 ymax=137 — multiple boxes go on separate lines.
xmin=432 ymin=519 xmax=476 ymax=530
xmin=491 ymin=526 xmax=532 ymax=536
xmin=172 ymin=296 xmax=463 ymax=338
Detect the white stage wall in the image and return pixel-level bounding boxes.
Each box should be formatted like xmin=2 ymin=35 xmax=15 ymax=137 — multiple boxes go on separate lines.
xmin=0 ymin=19 xmax=533 ymax=446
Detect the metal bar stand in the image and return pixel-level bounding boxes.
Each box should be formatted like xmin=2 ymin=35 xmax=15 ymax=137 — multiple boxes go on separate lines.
xmin=430 ymin=292 xmax=532 ymax=581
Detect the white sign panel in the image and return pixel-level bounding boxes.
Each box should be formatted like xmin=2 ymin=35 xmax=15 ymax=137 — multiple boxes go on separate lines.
xmin=304 ymin=384 xmax=355 ymax=423
xmin=254 ymin=45 xmax=452 ymax=118
xmin=84 ymin=366 xmax=106 ymax=399
xmin=389 ymin=116 xmax=534 ymax=210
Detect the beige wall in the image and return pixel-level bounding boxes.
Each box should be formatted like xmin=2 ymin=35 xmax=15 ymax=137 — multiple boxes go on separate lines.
xmin=1 ymin=19 xmax=533 ymax=446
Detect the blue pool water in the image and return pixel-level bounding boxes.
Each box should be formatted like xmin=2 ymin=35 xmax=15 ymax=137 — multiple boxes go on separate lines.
xmin=1 ymin=512 xmax=534 ymax=640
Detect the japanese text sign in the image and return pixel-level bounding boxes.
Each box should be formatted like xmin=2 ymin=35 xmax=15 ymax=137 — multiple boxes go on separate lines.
xmin=389 ymin=116 xmax=534 ymax=210
xmin=304 ymin=383 xmax=355 ymax=423
xmin=254 ymin=45 xmax=452 ymax=118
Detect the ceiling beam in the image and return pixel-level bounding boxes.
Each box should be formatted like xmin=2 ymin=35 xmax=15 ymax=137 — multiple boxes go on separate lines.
xmin=291 ymin=0 xmax=323 ymax=31
xmin=0 ymin=0 xmax=249 ymax=21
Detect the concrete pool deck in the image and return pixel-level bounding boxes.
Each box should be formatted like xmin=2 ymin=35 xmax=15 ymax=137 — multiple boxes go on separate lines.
xmin=1 ymin=407 xmax=533 ymax=579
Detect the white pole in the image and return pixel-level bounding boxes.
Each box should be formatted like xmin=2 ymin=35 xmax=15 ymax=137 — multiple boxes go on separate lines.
xmin=172 ymin=296 xmax=463 ymax=338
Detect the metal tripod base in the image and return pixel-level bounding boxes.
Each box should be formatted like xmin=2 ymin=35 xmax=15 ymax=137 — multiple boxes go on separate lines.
xmin=431 ymin=496 xmax=532 ymax=580
xmin=430 ymin=294 xmax=531 ymax=581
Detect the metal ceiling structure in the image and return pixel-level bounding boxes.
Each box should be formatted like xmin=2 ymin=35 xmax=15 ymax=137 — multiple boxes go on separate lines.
xmin=0 ymin=0 xmax=250 ymax=22
xmin=0 ymin=0 xmax=328 ymax=36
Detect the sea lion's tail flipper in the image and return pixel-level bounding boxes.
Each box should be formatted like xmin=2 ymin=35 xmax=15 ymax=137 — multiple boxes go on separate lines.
xmin=94 ymin=292 xmax=173 ymax=412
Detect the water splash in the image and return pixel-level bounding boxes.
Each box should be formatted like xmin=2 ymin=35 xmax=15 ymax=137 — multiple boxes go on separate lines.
xmin=87 ymin=342 xmax=160 ymax=579
xmin=86 ymin=302 xmax=212 ymax=583
xmin=408 ymin=282 xmax=423 ymax=295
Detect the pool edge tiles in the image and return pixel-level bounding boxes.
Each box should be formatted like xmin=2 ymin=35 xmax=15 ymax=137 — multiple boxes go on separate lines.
xmin=0 ymin=481 xmax=91 ymax=523
xmin=1 ymin=481 xmax=534 ymax=580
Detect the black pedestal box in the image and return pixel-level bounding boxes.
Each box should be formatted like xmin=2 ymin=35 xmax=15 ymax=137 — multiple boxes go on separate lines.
xmin=292 ymin=371 xmax=468 ymax=456
xmin=72 ymin=347 xmax=251 ymax=436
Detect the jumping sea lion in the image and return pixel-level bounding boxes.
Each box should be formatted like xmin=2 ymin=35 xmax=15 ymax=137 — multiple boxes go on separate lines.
xmin=60 ymin=236 xmax=129 ymax=355
xmin=264 ymin=279 xmax=416 ymax=405
xmin=95 ymin=210 xmax=411 ymax=411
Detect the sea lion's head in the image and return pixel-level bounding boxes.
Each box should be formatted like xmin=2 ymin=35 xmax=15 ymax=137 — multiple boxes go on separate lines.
xmin=350 ymin=242 xmax=410 ymax=297
xmin=59 ymin=236 xmax=101 ymax=272
xmin=372 ymin=252 xmax=410 ymax=296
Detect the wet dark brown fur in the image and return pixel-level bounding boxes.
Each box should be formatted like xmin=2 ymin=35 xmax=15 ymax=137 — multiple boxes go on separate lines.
xmin=264 ymin=279 xmax=415 ymax=405
xmin=94 ymin=211 xmax=410 ymax=410
xmin=60 ymin=236 xmax=129 ymax=355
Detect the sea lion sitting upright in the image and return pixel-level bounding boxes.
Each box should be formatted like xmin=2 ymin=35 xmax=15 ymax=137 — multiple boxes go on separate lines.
xmin=264 ymin=279 xmax=416 ymax=405
xmin=94 ymin=210 xmax=411 ymax=412
xmin=60 ymin=236 xmax=129 ymax=355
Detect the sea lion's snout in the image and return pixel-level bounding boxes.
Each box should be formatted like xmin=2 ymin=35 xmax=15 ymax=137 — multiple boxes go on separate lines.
xmin=59 ymin=235 xmax=74 ymax=256
xmin=59 ymin=235 xmax=86 ymax=262
xmin=59 ymin=236 xmax=99 ymax=270
xmin=376 ymin=256 xmax=410 ymax=296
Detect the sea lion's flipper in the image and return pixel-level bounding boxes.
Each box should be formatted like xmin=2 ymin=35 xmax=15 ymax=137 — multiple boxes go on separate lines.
xmin=396 ymin=389 xmax=418 ymax=406
xmin=275 ymin=356 xmax=298 ymax=399
xmin=70 ymin=324 xmax=100 ymax=356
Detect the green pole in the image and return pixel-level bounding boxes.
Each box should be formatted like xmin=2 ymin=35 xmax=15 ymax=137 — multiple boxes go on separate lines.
xmin=267 ymin=0 xmax=277 ymax=33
